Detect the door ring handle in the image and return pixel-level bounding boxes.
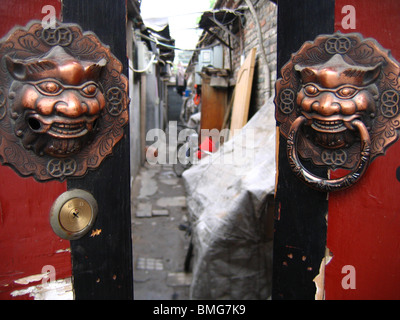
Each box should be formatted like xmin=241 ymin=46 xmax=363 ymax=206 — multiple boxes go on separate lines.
xmin=286 ymin=116 xmax=371 ymax=192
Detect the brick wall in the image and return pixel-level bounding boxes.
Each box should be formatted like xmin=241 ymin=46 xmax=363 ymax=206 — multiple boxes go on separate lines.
xmin=219 ymin=0 xmax=277 ymax=110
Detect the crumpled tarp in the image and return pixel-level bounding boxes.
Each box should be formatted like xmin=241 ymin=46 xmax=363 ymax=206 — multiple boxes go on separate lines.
xmin=182 ymin=97 xmax=276 ymax=299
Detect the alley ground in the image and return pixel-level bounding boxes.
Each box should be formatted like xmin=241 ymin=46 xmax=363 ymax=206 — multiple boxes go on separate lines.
xmin=131 ymin=162 xmax=192 ymax=300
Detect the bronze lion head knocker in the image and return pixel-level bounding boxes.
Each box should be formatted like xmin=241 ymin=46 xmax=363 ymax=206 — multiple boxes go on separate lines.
xmin=0 ymin=21 xmax=128 ymax=181
xmin=275 ymin=33 xmax=400 ymax=191
xmin=6 ymin=46 xmax=107 ymax=158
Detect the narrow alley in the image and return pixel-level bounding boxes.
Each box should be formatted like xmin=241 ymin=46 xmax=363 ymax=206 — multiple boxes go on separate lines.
xmin=131 ymin=163 xmax=192 ymax=300
xmin=0 ymin=0 xmax=398 ymax=303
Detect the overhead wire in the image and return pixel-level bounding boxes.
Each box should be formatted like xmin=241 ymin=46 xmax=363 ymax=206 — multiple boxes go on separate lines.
xmin=133 ymin=7 xmax=245 ymax=52
xmin=136 ymin=31 xmax=220 ymax=52
xmin=130 ymin=53 xmax=157 ymax=73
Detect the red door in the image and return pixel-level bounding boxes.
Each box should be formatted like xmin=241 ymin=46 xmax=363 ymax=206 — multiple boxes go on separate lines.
xmin=0 ymin=0 xmax=72 ymax=300
xmin=273 ymin=0 xmax=400 ymax=300
xmin=326 ymin=0 xmax=400 ymax=299
xmin=1 ymin=0 xmax=132 ymax=300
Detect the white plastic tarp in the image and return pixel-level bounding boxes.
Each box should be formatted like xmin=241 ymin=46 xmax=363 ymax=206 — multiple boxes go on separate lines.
xmin=142 ymin=17 xmax=169 ymax=32
xmin=182 ymin=97 xmax=276 ymax=299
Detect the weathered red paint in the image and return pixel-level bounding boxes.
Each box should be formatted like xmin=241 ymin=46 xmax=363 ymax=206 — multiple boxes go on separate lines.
xmin=0 ymin=0 xmax=71 ymax=300
xmin=325 ymin=0 xmax=400 ymax=299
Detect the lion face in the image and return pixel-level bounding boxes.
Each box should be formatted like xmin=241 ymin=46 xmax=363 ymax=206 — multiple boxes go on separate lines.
xmin=7 ymin=46 xmax=106 ymax=157
xmin=295 ymin=54 xmax=380 ymax=149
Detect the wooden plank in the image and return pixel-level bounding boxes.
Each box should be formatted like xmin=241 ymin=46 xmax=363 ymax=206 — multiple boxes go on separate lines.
xmin=199 ymin=73 xmax=227 ymax=137
xmin=229 ymin=47 xmax=256 ymax=138
xmin=272 ymin=0 xmax=334 ymax=300
xmin=63 ymin=0 xmax=133 ymax=300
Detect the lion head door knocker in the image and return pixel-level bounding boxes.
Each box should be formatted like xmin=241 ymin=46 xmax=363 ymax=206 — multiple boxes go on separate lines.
xmin=275 ymin=33 xmax=400 ymax=191
xmin=0 ymin=21 xmax=128 ymax=181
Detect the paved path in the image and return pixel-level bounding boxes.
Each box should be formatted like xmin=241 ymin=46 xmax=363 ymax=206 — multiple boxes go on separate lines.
xmin=131 ymin=163 xmax=192 ymax=300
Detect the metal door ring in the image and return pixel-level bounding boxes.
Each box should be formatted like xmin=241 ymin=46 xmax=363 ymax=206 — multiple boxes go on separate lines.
xmin=287 ymin=116 xmax=371 ymax=192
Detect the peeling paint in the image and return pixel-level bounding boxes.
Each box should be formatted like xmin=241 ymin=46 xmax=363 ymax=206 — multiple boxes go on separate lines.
xmin=55 ymin=248 xmax=71 ymax=254
xmin=11 ymin=278 xmax=73 ymax=300
xmin=313 ymin=247 xmax=333 ymax=300
xmin=14 ymin=273 xmax=47 ymax=285
xmin=276 ymin=202 xmax=281 ymax=221
xmin=90 ymin=229 xmax=102 ymax=237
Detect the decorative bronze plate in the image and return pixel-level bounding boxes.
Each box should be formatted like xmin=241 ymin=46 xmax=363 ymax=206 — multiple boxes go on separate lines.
xmin=0 ymin=21 xmax=129 ymax=181
xmin=275 ymin=33 xmax=400 ymax=191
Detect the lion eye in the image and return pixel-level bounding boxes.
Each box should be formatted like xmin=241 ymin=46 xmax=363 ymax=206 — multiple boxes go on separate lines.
xmin=36 ymin=81 xmax=62 ymax=95
xmin=81 ymin=83 xmax=98 ymax=97
xmin=304 ymin=84 xmax=319 ymax=96
xmin=336 ymin=87 xmax=357 ymax=98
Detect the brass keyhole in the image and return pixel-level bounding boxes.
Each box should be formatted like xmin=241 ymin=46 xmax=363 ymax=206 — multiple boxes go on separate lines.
xmin=59 ymin=198 xmax=92 ymax=233
xmin=50 ymin=189 xmax=98 ymax=240
xmin=72 ymin=209 xmax=79 ymax=218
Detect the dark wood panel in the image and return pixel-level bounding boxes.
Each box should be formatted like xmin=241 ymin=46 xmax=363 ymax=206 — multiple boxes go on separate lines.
xmin=63 ymin=0 xmax=133 ymax=300
xmin=200 ymin=76 xmax=227 ymax=132
xmin=272 ymin=0 xmax=334 ymax=300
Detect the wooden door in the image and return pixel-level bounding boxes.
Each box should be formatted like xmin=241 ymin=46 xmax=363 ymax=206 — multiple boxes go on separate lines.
xmin=273 ymin=0 xmax=400 ymax=300
xmin=63 ymin=0 xmax=133 ymax=300
xmin=273 ymin=0 xmax=334 ymax=300
xmin=0 ymin=0 xmax=71 ymax=300
xmin=200 ymin=73 xmax=227 ymax=135
xmin=0 ymin=0 xmax=133 ymax=300
xmin=325 ymin=0 xmax=400 ymax=300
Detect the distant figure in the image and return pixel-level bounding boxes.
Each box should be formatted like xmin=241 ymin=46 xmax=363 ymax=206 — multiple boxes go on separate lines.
xmin=176 ymin=62 xmax=186 ymax=96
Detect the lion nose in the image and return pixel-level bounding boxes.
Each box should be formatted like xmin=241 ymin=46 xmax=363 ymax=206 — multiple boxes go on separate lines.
xmin=311 ymin=93 xmax=341 ymax=116
xmin=55 ymin=92 xmax=87 ymax=118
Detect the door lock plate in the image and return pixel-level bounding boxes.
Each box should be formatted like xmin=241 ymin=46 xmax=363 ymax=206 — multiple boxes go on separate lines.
xmin=50 ymin=189 xmax=98 ymax=240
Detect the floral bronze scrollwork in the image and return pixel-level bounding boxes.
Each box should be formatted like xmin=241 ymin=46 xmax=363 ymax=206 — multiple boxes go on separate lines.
xmin=0 ymin=21 xmax=129 ymax=181
xmin=275 ymin=32 xmax=400 ymax=191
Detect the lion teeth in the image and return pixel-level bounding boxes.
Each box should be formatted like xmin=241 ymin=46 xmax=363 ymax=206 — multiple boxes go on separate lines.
xmin=312 ymin=120 xmax=345 ymax=131
xmin=51 ymin=122 xmax=86 ymax=135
